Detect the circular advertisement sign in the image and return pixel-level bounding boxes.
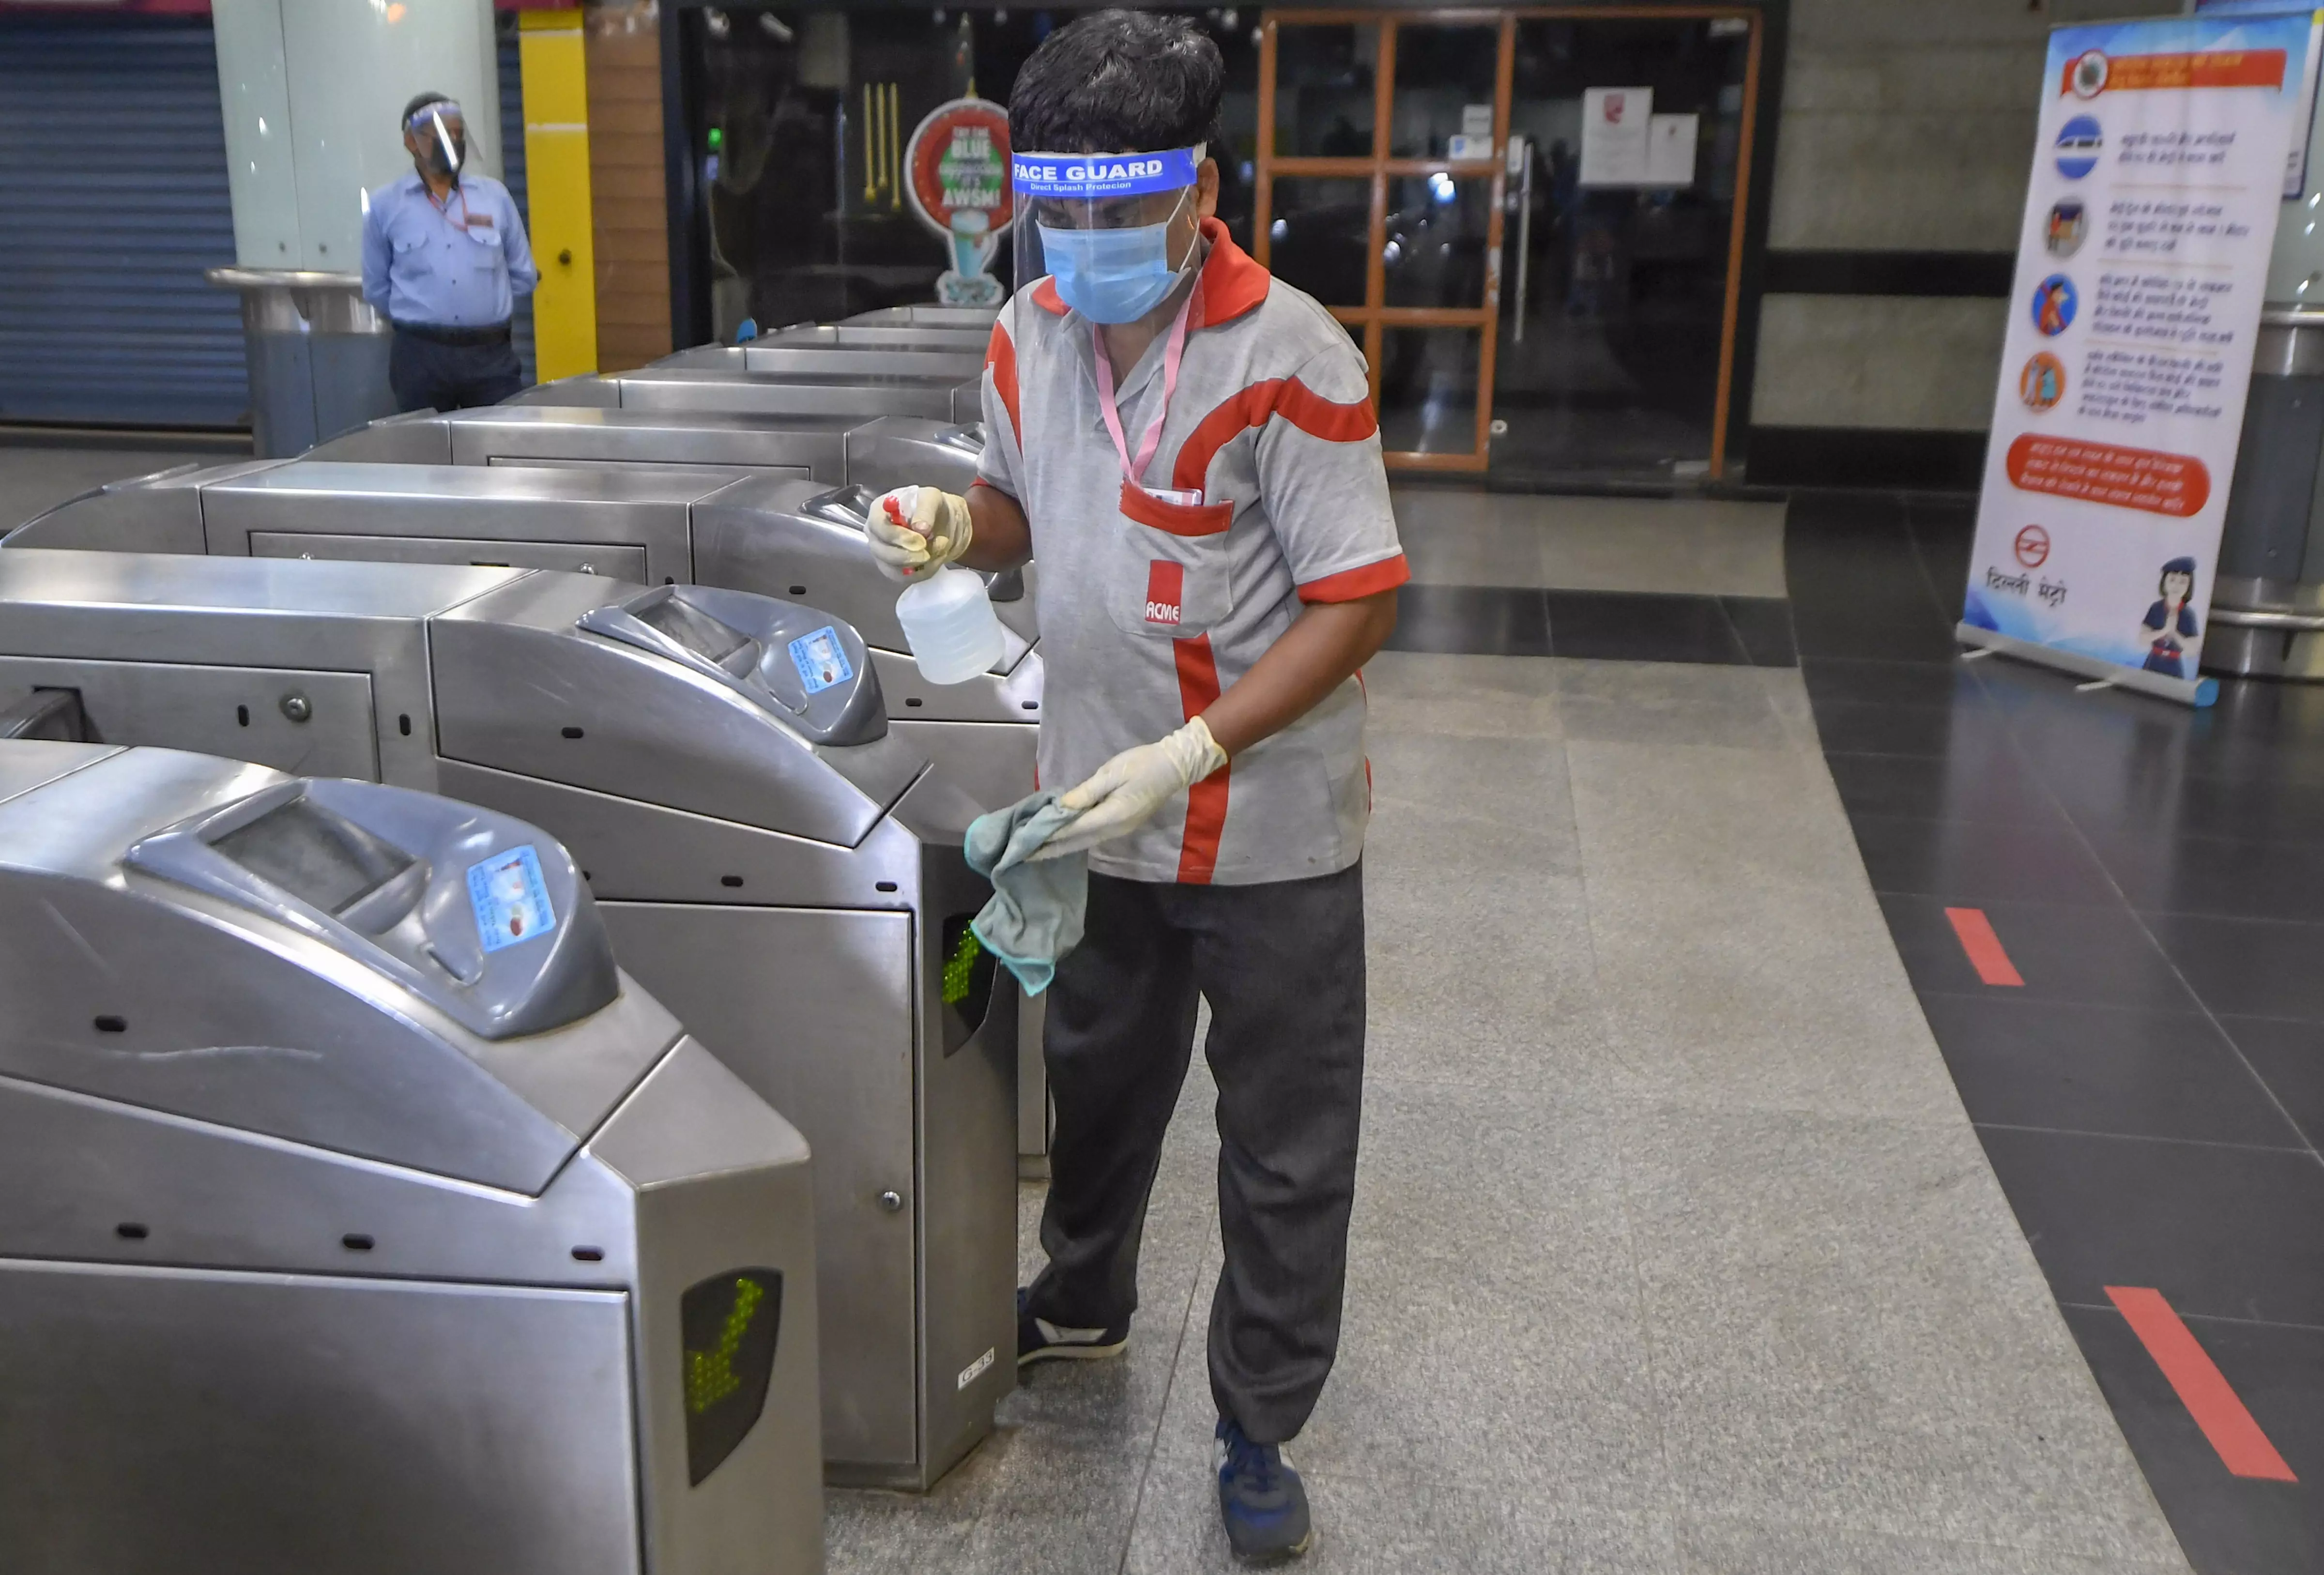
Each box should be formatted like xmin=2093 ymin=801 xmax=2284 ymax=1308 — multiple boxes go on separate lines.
xmin=905 ymin=97 xmax=1013 ymax=242
xmin=903 ymin=98 xmax=1012 ymax=306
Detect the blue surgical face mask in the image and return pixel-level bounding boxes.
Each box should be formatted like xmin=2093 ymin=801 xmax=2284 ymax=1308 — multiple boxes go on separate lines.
xmin=1039 ymin=209 xmax=1194 ymax=324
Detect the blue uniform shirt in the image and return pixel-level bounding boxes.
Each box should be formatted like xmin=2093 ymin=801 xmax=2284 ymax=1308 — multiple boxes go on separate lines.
xmin=361 ymin=169 xmax=538 ymax=328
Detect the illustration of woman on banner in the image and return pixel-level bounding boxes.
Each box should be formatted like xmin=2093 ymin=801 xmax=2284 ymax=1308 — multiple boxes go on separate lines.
xmin=2140 ymin=557 xmax=2202 ymax=678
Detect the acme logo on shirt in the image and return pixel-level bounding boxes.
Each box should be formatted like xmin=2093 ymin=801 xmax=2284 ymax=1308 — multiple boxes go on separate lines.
xmin=1144 ymin=561 xmax=1184 ymax=626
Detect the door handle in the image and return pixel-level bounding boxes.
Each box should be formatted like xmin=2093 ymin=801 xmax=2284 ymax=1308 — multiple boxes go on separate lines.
xmin=1512 ymin=139 xmax=1535 ymax=344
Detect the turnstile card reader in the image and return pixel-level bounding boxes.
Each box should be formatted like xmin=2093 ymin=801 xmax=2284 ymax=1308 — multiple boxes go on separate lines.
xmin=0 ymin=551 xmax=1017 ymax=1488
xmin=515 ymin=367 xmax=984 ymax=424
xmin=306 ymin=403 xmax=985 ymax=497
xmin=0 ymin=739 xmax=823 ymax=1574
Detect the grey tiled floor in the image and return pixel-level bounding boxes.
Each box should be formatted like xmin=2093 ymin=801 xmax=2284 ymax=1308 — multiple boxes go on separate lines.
xmin=830 ymin=652 xmax=2189 ymax=1574
xmin=1390 ymin=487 xmax=1790 ymax=599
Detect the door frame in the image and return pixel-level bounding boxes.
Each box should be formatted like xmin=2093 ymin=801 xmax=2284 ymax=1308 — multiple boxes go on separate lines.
xmin=1254 ymin=4 xmax=1774 ymax=479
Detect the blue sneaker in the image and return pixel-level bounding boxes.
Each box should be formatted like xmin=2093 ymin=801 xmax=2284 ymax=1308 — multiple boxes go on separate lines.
xmin=1215 ymin=1417 xmax=1314 ymax=1561
xmin=1016 ymin=1286 xmax=1129 ymax=1366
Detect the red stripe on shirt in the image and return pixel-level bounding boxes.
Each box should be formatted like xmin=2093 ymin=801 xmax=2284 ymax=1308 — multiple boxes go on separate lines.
xmin=1300 ymin=553 xmax=1410 ymax=603
xmin=985 ymin=321 xmax=1021 ymax=441
xmin=1031 ymin=277 xmax=1068 ymax=315
xmin=1171 ymin=377 xmax=1380 ymax=497
xmin=1172 ymin=635 xmax=1229 ymax=885
xmin=1118 ymin=480 xmax=1234 ymax=536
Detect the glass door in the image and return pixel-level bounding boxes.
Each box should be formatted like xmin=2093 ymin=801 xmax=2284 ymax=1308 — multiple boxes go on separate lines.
xmin=1258 ymin=12 xmax=1514 ymax=473
xmin=1492 ymin=12 xmax=1760 ymax=484
xmin=1254 ymin=7 xmax=1763 ymax=482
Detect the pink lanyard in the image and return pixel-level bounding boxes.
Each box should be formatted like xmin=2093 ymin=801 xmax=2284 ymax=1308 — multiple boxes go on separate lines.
xmin=1091 ymin=284 xmax=1199 ymax=501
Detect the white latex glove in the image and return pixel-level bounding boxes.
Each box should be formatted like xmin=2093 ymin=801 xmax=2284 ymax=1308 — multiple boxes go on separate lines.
xmin=1029 ymin=717 xmax=1230 ymax=861
xmin=865 ymin=485 xmax=974 ymax=582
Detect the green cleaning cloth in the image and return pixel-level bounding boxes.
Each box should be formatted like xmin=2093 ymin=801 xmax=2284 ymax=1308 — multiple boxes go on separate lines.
xmin=963 ymin=790 xmax=1089 ymax=995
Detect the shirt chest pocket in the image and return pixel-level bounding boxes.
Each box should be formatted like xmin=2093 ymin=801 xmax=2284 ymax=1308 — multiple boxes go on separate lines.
xmin=390 ymin=229 xmax=431 ymax=275
xmin=1106 ymin=482 xmax=1237 ymax=640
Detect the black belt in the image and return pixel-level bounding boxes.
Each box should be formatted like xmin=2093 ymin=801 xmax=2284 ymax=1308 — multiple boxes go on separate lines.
xmin=393 ymin=319 xmax=511 ymax=347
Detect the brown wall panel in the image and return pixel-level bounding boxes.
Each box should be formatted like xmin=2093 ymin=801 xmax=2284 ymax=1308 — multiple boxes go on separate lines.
xmin=584 ymin=2 xmax=672 ymax=371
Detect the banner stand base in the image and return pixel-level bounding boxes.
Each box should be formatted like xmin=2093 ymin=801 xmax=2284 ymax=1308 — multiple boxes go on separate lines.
xmin=1956 ymin=622 xmax=2219 ymax=709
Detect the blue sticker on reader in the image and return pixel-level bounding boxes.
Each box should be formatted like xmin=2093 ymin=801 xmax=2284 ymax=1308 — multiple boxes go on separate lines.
xmin=468 ymin=845 xmax=557 ymax=953
xmin=789 ymin=626 xmax=853 ymax=694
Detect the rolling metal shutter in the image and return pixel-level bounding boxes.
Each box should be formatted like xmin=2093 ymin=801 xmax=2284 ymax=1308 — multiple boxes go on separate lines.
xmin=498 ymin=26 xmax=538 ymax=386
xmin=0 ymin=19 xmax=248 ymax=428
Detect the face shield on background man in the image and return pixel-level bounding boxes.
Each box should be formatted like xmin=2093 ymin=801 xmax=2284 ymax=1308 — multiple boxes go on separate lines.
xmin=1011 ymin=145 xmax=1206 ymax=324
xmin=407 ymin=99 xmax=466 ymax=182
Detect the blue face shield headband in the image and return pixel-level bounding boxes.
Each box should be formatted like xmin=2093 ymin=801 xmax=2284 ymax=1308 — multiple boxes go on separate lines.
xmin=1014 ymin=146 xmax=1205 ymax=323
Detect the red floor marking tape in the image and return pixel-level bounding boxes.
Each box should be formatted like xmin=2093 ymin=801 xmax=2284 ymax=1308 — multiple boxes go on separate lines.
xmin=1943 ymin=907 xmax=2024 ymax=987
xmin=2106 ymin=1285 xmax=2297 ymax=1482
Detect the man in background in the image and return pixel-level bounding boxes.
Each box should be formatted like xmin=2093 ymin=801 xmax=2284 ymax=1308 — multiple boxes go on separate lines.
xmin=362 ymin=92 xmax=537 ymax=412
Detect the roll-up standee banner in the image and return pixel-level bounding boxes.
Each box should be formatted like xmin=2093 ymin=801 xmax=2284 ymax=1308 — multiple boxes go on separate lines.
xmin=1961 ymin=13 xmax=2313 ymax=706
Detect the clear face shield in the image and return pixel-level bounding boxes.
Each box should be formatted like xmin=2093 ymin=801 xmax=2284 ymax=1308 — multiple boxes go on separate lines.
xmin=408 ymin=102 xmax=467 ymax=180
xmin=1011 ymin=145 xmax=1205 ymax=323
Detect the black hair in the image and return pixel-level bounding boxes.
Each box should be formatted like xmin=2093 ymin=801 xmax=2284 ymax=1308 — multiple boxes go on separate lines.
xmin=401 ymin=91 xmax=454 ymax=129
xmin=1009 ymin=10 xmax=1224 ymax=157
xmin=2160 ymin=556 xmax=2197 ymax=593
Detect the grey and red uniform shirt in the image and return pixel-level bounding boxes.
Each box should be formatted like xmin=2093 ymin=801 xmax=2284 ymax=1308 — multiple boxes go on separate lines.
xmin=976 ymin=219 xmax=1407 ymax=887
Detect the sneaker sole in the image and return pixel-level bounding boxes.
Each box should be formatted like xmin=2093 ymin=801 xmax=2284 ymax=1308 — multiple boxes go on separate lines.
xmin=1017 ymin=1337 xmax=1129 ymax=1367
xmin=1229 ymin=1526 xmax=1315 ymax=1563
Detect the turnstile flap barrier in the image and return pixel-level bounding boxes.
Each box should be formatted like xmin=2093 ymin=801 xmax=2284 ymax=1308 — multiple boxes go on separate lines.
xmin=694 ymin=478 xmax=1035 ymax=669
xmin=432 ymin=573 xmax=928 ymax=848
xmin=125 ymin=776 xmax=620 ymax=1041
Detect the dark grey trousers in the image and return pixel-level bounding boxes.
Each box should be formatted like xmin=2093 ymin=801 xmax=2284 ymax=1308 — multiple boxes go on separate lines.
xmin=388 ymin=329 xmax=523 ymax=413
xmin=1025 ymin=862 xmax=1366 ymax=1444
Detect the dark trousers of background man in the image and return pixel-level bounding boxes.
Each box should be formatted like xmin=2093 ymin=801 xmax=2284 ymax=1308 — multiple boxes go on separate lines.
xmin=1024 ymin=862 xmax=1367 ymax=1444
xmin=388 ymin=326 xmax=523 ymax=413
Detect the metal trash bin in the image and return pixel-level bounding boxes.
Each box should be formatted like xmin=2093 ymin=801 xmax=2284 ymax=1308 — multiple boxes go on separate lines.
xmin=205 ymin=268 xmax=397 ymax=458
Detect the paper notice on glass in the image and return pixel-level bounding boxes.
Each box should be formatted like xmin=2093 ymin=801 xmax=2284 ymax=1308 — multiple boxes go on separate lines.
xmin=1646 ymin=113 xmax=1699 ymax=186
xmin=1461 ymin=103 xmax=1494 ymax=138
xmin=1579 ymin=87 xmax=1652 ymax=185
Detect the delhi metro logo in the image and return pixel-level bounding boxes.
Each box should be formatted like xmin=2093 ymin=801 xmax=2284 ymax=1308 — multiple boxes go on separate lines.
xmin=1145 ymin=561 xmax=1184 ymax=626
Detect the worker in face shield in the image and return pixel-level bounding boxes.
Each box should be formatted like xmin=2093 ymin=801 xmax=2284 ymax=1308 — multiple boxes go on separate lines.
xmin=360 ymin=91 xmax=539 ymax=413
xmin=863 ymin=10 xmax=1405 ymax=1562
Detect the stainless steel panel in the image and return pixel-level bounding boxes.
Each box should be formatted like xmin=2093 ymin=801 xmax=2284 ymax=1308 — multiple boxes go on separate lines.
xmin=516 ymin=372 xmax=624 ymax=407
xmin=3 ymin=458 xmax=286 ymax=555
xmin=843 ymin=415 xmax=984 ymax=495
xmin=0 ymin=738 xmax=117 ymax=806
xmin=485 ymin=456 xmax=797 ymax=482
xmin=0 ymin=656 xmax=378 ymax=780
xmin=599 ymin=902 xmax=922 ymax=1471
xmin=740 ymin=345 xmax=985 ymax=380
xmin=198 ymin=460 xmax=726 ymax=586
xmin=0 ymin=1069 xmax=645 ymax=1284
xmin=2256 ymin=309 xmax=2324 ymax=377
xmin=889 ymin=717 xmax=1040 ymax=812
xmin=304 ymin=409 xmax=456 ymax=463
xmin=450 ymin=406 xmax=855 ymax=478
xmin=0 ymin=549 xmax=521 ymax=792
xmin=591 ymin=1040 xmax=824 ymax=1575
xmin=0 ymin=1260 xmax=641 ymax=1575
xmin=906 ymin=839 xmax=1021 ymax=1487
xmin=253 ymin=530 xmax=650 ymax=580
xmin=871 ymin=645 xmax=1045 ymax=723
xmin=764 ymin=324 xmax=992 ymax=352
xmin=601 ymin=370 xmax=978 ymax=423
xmin=843 ymin=306 xmax=1000 ymax=329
